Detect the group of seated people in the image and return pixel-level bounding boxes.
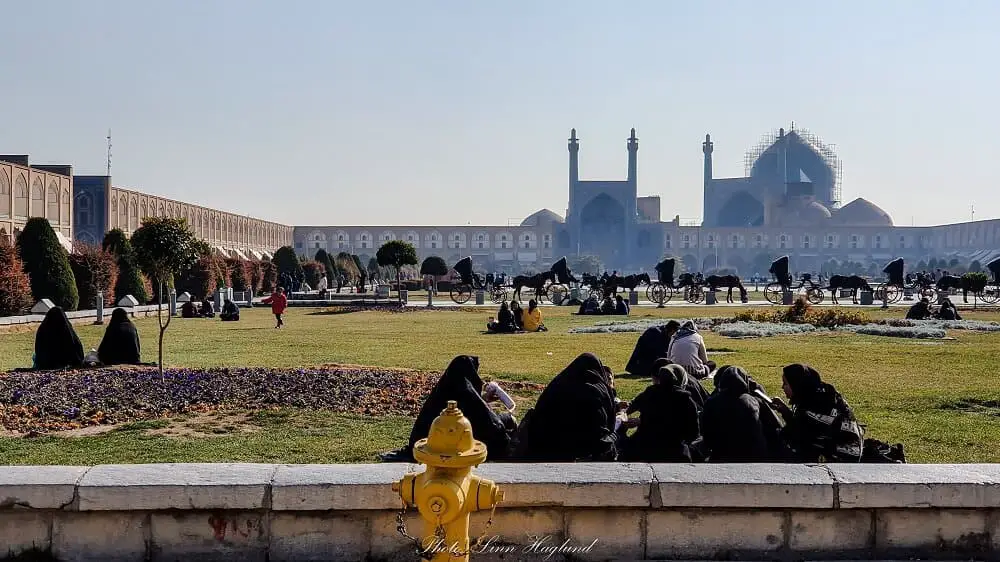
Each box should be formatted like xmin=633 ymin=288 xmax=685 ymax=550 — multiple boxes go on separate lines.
xmin=391 ymin=348 xmax=903 ymax=464
xmin=906 ymin=297 xmax=962 ymax=320
xmin=32 ymin=307 xmax=143 ymax=370
xmin=486 ymin=299 xmax=546 ymax=333
xmin=181 ymin=297 xmax=241 ymax=321
xmin=577 ymin=294 xmax=629 ymax=316
xmin=628 ymin=320 xmax=716 ymax=379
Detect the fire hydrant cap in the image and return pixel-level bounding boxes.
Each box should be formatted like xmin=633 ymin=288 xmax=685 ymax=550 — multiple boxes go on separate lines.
xmin=413 ymin=400 xmax=487 ymax=467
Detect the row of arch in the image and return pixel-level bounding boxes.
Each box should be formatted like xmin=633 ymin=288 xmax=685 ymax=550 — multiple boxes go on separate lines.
xmin=305 ymin=229 xmax=554 ymax=251
xmin=0 ymin=169 xmax=71 ymax=224
xmin=103 ymin=189 xmax=290 ymax=250
xmin=666 ymin=231 xmax=917 ymax=251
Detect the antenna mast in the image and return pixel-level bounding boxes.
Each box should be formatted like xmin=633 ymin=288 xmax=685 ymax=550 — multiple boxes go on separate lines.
xmin=106 ymin=129 xmax=112 ymax=176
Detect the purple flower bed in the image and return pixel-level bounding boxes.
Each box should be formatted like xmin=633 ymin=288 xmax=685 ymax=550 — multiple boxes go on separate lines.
xmin=0 ymin=366 xmax=438 ymax=434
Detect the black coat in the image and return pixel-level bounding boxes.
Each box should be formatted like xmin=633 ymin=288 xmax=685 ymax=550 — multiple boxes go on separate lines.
xmin=625 ymin=326 xmax=670 ymax=378
xmin=34 ymin=307 xmax=84 ymax=370
xmin=621 ymin=384 xmax=700 ymax=462
xmin=701 ymin=367 xmax=771 ymax=462
xmin=98 ymin=308 xmax=141 ymax=365
xmin=514 ymin=353 xmax=617 ymax=461
xmin=408 ymin=356 xmax=512 ymax=461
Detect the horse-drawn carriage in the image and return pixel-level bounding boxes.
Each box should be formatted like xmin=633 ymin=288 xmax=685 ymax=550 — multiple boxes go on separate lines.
xmin=645 ymin=259 xmax=746 ymax=304
xmin=932 ymin=257 xmax=1000 ymax=304
xmin=450 ymin=257 xmax=508 ymax=304
xmin=510 ymin=257 xmax=577 ymax=305
xmin=764 ymin=256 xmax=824 ymax=305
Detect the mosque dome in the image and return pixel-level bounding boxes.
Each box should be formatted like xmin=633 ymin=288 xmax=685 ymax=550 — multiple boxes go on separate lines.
xmin=798 ymin=201 xmax=833 ymax=221
xmin=831 ymin=198 xmax=894 ymax=227
xmin=776 ymin=199 xmax=832 ymax=227
xmin=520 ymin=209 xmax=564 ymax=227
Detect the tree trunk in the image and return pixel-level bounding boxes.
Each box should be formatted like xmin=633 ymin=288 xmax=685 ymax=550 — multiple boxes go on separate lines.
xmin=397 ymin=268 xmax=402 ymax=305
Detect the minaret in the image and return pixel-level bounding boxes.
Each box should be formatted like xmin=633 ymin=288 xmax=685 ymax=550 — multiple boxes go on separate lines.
xmin=568 ymin=128 xmax=579 ymax=217
xmin=627 ymin=128 xmax=638 ymax=184
xmin=777 ymin=127 xmax=787 ymax=186
xmin=702 ymin=133 xmax=713 ymax=189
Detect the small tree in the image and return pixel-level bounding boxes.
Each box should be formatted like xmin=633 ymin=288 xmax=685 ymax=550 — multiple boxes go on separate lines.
xmin=420 ymin=256 xmax=448 ymax=293
xmin=227 ymin=258 xmax=252 ymax=292
xmin=335 ymin=252 xmax=360 ymax=283
xmin=69 ymin=243 xmax=119 ymax=308
xmin=272 ymin=246 xmax=302 ymax=280
xmin=260 ymin=260 xmax=277 ymax=292
xmin=103 ymin=229 xmax=149 ymax=304
xmin=130 ymin=217 xmax=200 ymax=378
xmin=17 ymin=217 xmax=79 ymax=310
xmin=248 ymin=260 xmax=263 ymax=292
xmin=570 ymin=254 xmax=604 ymax=275
xmin=376 ymin=240 xmax=418 ymax=303
xmin=0 ymin=238 xmax=33 ymax=316
xmin=314 ymin=249 xmax=336 ymax=285
xmin=367 ymin=257 xmax=380 ymax=281
xmin=301 ymin=260 xmax=325 ymax=288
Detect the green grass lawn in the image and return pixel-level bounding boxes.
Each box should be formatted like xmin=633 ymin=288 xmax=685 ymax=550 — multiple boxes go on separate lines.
xmin=2 ymin=305 xmax=1000 ymax=464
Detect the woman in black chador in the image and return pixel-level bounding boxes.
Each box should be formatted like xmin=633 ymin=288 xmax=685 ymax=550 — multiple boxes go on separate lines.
xmin=97 ymin=308 xmax=141 ymax=366
xmin=34 ymin=307 xmax=85 ymax=370
xmin=404 ymin=355 xmax=515 ymax=461
xmin=625 ymin=321 xmax=678 ymax=378
xmin=700 ymin=366 xmax=775 ymax=462
xmin=619 ymin=364 xmax=700 ymax=462
xmin=514 ymin=353 xmax=618 ymax=461
xmin=772 ymin=364 xmax=863 ymax=463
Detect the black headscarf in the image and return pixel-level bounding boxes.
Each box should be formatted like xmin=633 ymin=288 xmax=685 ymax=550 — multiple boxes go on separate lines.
xmin=700 ymin=365 xmax=771 ymax=462
xmin=34 ymin=307 xmax=85 ymax=370
xmin=514 ymin=353 xmax=617 ymax=461
xmin=650 ymin=357 xmax=709 ymax=411
xmin=782 ymin=364 xmax=853 ymax=419
xmin=97 ymin=308 xmax=141 ymax=365
xmin=408 ymin=355 xmax=511 ymax=461
xmin=625 ymin=326 xmax=670 ymax=378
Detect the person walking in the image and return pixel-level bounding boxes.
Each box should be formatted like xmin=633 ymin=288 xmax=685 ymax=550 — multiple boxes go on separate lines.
xmin=262 ymin=287 xmax=289 ymax=328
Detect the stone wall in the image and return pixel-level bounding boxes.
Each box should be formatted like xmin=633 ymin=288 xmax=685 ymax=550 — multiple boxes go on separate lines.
xmin=1 ymin=463 xmax=999 ymax=561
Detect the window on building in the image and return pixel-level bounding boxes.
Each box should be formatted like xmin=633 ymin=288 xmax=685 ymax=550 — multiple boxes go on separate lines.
xmin=729 ymin=234 xmax=738 ymax=249
xmin=779 ymin=235 xmax=788 ymax=249
xmin=681 ymin=234 xmax=691 ymax=249
xmin=850 ymin=235 xmax=859 ymax=249
xmin=543 ymin=241 xmax=550 ymax=249
xmin=754 ymin=234 xmax=764 ymax=248
xmin=501 ymin=242 xmax=508 ymax=249
xmin=803 ymin=237 xmax=810 ymax=249
xmin=477 ymin=242 xmax=484 ymax=249
xmin=874 ymin=235 xmax=882 ymax=249
xmin=825 ymin=235 xmax=835 ymax=248
xmin=664 ymin=235 xmax=671 ymax=249
xmin=899 ymin=235 xmax=906 ymax=247
xmin=430 ymin=242 xmax=437 ymax=249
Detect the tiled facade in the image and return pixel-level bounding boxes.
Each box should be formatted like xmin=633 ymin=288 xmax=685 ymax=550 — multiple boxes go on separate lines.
xmin=0 ymin=157 xmax=73 ymax=245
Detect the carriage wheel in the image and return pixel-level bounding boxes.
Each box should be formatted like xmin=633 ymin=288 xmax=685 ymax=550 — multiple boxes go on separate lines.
xmin=875 ymin=284 xmax=902 ymax=304
xmin=646 ymin=283 xmax=667 ymax=305
xmin=549 ymin=284 xmax=568 ymax=306
xmin=490 ymin=286 xmax=508 ymax=304
xmin=684 ymin=286 xmax=703 ymax=304
xmin=979 ymin=285 xmax=1000 ymax=304
xmin=806 ymin=286 xmax=824 ymax=305
xmin=450 ymin=284 xmax=472 ymax=304
xmin=764 ymin=282 xmax=784 ymax=305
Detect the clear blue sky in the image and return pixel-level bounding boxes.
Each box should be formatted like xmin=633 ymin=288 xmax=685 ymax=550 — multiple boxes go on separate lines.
xmin=3 ymin=0 xmax=998 ymax=227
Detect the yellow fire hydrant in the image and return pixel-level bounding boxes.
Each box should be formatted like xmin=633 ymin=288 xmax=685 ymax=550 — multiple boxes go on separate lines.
xmin=392 ymin=400 xmax=504 ymax=561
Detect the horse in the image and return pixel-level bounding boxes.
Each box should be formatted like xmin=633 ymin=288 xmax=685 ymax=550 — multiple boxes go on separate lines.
xmin=619 ymin=273 xmax=651 ymax=292
xmin=827 ymin=275 xmax=873 ymax=305
xmin=936 ymin=275 xmax=986 ymax=304
xmin=676 ymin=273 xmax=702 ymax=301
xmin=705 ymin=274 xmax=748 ymax=303
xmin=512 ymin=270 xmax=556 ymax=302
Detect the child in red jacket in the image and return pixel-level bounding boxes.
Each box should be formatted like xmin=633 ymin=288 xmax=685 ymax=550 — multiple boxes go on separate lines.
xmin=262 ymin=287 xmax=288 ymax=328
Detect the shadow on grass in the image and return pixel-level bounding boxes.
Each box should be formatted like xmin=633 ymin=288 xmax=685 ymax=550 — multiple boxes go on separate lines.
xmin=940 ymin=398 xmax=1000 ymax=416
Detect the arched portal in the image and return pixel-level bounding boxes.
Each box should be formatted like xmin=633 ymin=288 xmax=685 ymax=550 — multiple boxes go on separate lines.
xmin=579 ymin=193 xmax=626 ymax=263
xmin=717 ymin=191 xmax=764 ymax=227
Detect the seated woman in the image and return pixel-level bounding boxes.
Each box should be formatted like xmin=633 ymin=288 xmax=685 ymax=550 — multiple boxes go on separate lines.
xmin=181 ymin=299 xmax=198 ymax=318
xmin=577 ymin=296 xmax=600 ymax=315
xmin=936 ymin=298 xmax=962 ymax=320
xmin=200 ymin=298 xmax=216 ymax=318
xmin=771 ymin=364 xmax=863 ymax=462
xmin=650 ymin=356 xmax=709 ymax=411
xmin=34 ymin=307 xmax=85 ymax=370
xmin=220 ymin=299 xmax=240 ymax=322
xmin=600 ymin=297 xmax=615 ymax=315
xmin=514 ymin=353 xmax=617 ymax=461
xmin=521 ymin=299 xmax=546 ymax=332
xmin=625 ymin=321 xmax=678 ymax=379
xmin=510 ymin=300 xmax=524 ymax=330
xmin=486 ymin=302 xmax=517 ymax=333
xmin=401 ymin=355 xmax=515 ymax=461
xmin=668 ymin=321 xmax=716 ymax=379
xmin=700 ymin=366 xmax=776 ymax=462
xmin=906 ymin=298 xmax=932 ymax=320
xmin=614 ymin=294 xmax=629 ymax=315
xmin=619 ymin=364 xmax=700 ymax=462
xmin=97 ymin=308 xmax=142 ymax=365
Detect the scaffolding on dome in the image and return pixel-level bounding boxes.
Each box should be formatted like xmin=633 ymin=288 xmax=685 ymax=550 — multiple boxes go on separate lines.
xmin=743 ymin=125 xmax=843 ymax=208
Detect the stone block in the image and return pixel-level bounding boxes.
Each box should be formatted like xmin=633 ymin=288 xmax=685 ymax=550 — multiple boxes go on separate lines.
xmin=269 ymin=512 xmax=368 ymax=562
xmin=831 ymin=464 xmax=998 ymax=508
xmin=782 ymin=290 xmax=794 ymax=305
xmin=78 ymin=463 xmax=277 ymax=511
xmin=705 ymin=291 xmax=717 ymax=304
xmin=271 ymin=464 xmax=416 ymax=511
xmin=565 ymin=509 xmax=642 ymax=561
xmin=653 ymin=463 xmax=834 ymax=508
xmin=646 ymin=510 xmax=784 ymax=559
xmin=475 ymin=290 xmax=485 ymax=305
xmin=628 ymin=290 xmax=638 ymax=306
xmin=476 ymin=463 xmax=653 ymax=507
xmin=30 ymin=299 xmax=55 ymax=314
xmin=150 ymin=512 xmax=266 ymax=562
xmin=368 ymin=509 xmax=425 ymax=561
xmin=0 ymin=465 xmax=90 ymax=509
xmin=789 ymin=510 xmax=873 ymax=553
xmin=0 ymin=512 xmax=50 ymax=556
xmin=860 ymin=290 xmax=874 ymax=305
xmin=117 ymin=294 xmax=139 ymax=307
xmin=52 ymin=512 xmax=148 ymax=562
xmin=876 ymin=509 xmax=989 ymax=554
xmin=176 ymin=292 xmax=192 ymax=302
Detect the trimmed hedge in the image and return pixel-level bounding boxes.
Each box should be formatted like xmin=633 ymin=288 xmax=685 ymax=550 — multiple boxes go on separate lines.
xmin=302 ymin=260 xmax=325 ymax=288
xmin=273 ymin=246 xmax=302 ymax=279
xmin=176 ymin=255 xmax=226 ymax=300
xmin=17 ymin=217 xmax=79 ymax=311
xmin=0 ymin=239 xmax=33 ymax=316
xmin=227 ymin=258 xmax=252 ymax=292
xmin=102 ymin=229 xmax=149 ymax=304
xmin=260 ymin=261 xmax=276 ymax=293
xmin=69 ymin=244 xmax=119 ymax=307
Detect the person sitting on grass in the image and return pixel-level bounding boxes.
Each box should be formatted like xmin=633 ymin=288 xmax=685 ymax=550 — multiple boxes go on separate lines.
xmin=262 ymin=286 xmax=288 ymax=328
xmin=618 ymin=364 xmax=700 ymax=462
xmin=625 ymin=321 xmax=678 ymax=379
xmin=33 ymin=307 xmax=85 ymax=370
xmin=510 ymin=300 xmax=524 ymax=330
xmin=97 ymin=308 xmax=141 ymax=366
xmin=486 ymin=301 xmax=517 ymax=333
xmin=936 ymin=297 xmax=962 ymax=320
xmin=700 ymin=366 xmax=777 ymax=462
xmin=220 ymin=299 xmax=240 ymax=322
xmin=615 ymin=294 xmax=630 ymax=315
xmin=600 ymin=296 xmax=615 ymax=315
xmin=770 ymin=364 xmax=863 ymax=463
xmin=668 ymin=321 xmax=716 ymax=379
xmin=577 ymin=295 xmax=600 ymax=315
xmin=200 ymin=297 xmax=216 ymax=318
xmin=521 ymin=299 xmax=546 ymax=332
xmin=650 ymin=356 xmax=709 ymax=412
xmin=514 ymin=353 xmax=617 ymax=461
xmin=905 ymin=297 xmax=933 ymax=320
xmin=181 ymin=298 xmax=198 ymax=318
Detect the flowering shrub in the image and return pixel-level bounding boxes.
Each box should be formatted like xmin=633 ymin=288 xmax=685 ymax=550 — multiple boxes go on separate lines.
xmin=714 ymin=321 xmax=817 ymax=338
xmin=69 ymin=243 xmax=119 ymax=307
xmin=260 ymin=261 xmax=277 ymax=292
xmin=0 ymin=239 xmax=33 ymax=316
xmin=734 ymin=304 xmax=870 ymax=328
xmin=302 ymin=260 xmax=325 ymax=288
xmin=176 ymin=255 xmax=227 ymax=299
